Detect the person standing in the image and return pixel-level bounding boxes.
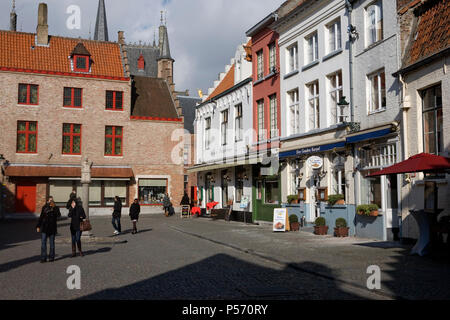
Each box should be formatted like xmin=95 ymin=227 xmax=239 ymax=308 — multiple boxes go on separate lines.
xmin=180 ymin=192 xmax=190 ymax=206
xmin=129 ymin=198 xmax=140 ymax=234
xmin=66 ymin=190 xmax=77 ymax=210
xmin=36 ymin=197 xmax=60 ymax=262
xmin=68 ymin=198 xmax=86 ymax=257
xmin=112 ymin=196 xmax=122 ymax=235
xmin=162 ymin=193 xmax=171 ymax=216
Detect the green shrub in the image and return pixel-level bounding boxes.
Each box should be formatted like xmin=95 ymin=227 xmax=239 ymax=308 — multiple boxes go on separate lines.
xmin=289 ymin=214 xmax=299 ymax=223
xmin=328 ymin=194 xmax=345 ymax=206
xmin=287 ymin=194 xmax=299 ymax=204
xmin=356 ymin=204 xmax=370 ymax=216
xmin=335 ymin=217 xmax=347 ymax=228
xmin=315 ymin=217 xmax=326 ymax=226
xmin=368 ymin=204 xmax=379 ymax=212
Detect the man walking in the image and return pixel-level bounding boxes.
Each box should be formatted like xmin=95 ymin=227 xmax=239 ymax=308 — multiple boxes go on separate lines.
xmin=112 ymin=196 xmax=122 ymax=235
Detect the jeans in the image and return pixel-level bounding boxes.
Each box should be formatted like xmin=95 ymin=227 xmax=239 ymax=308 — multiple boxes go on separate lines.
xmin=41 ymin=233 xmax=55 ymax=260
xmin=71 ymin=230 xmax=81 ymax=245
xmin=112 ymin=217 xmax=121 ymax=232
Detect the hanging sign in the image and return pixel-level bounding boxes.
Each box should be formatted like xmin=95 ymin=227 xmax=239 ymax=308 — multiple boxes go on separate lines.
xmin=273 ymin=208 xmax=289 ymax=232
xmin=307 ymin=156 xmax=323 ymax=170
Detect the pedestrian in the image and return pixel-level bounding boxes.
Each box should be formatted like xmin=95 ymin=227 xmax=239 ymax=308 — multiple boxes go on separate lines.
xmin=36 ymin=197 xmax=60 ymax=263
xmin=66 ymin=189 xmax=77 ymax=210
xmin=162 ymin=193 xmax=171 ymax=216
xmin=180 ymin=192 xmax=190 ymax=206
xmin=129 ymin=198 xmax=140 ymax=234
xmin=68 ymin=198 xmax=86 ymax=257
xmin=112 ymin=196 xmax=122 ymax=235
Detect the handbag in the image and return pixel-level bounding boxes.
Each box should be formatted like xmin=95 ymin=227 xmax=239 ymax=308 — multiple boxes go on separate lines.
xmin=80 ymin=219 xmax=92 ymax=232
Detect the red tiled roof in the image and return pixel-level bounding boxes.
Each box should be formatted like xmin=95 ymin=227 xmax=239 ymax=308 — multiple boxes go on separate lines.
xmin=205 ymin=64 xmax=235 ymax=101
xmin=0 ymin=30 xmax=127 ymax=80
xmin=403 ymin=0 xmax=450 ymax=67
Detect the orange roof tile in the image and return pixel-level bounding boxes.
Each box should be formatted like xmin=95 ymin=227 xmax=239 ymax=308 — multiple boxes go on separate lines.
xmin=205 ymin=64 xmax=235 ymax=101
xmin=0 ymin=30 xmax=126 ymax=79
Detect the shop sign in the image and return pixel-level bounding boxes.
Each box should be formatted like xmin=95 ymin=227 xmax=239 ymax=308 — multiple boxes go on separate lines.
xmin=307 ymin=156 xmax=323 ymax=170
xmin=273 ymin=208 xmax=288 ymax=232
xmin=240 ymin=196 xmax=249 ymax=209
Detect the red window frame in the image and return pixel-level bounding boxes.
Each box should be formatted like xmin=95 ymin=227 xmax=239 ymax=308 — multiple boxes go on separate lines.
xmin=18 ymin=84 xmax=39 ymax=105
xmin=16 ymin=121 xmax=38 ymax=153
xmin=73 ymin=55 xmax=90 ymax=72
xmin=105 ymin=126 xmax=123 ymax=156
xmin=106 ymin=91 xmax=124 ymax=110
xmin=63 ymin=87 xmax=83 ymax=108
xmin=62 ymin=123 xmax=82 ymax=155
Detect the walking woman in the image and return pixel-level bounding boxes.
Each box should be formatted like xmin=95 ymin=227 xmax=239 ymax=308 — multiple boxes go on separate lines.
xmin=36 ymin=197 xmax=60 ymax=263
xmin=68 ymin=198 xmax=86 ymax=257
xmin=112 ymin=196 xmax=122 ymax=235
xmin=162 ymin=193 xmax=171 ymax=216
xmin=129 ymin=198 xmax=140 ymax=234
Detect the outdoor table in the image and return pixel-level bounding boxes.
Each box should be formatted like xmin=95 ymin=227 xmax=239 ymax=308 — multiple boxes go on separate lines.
xmin=410 ymin=208 xmax=444 ymax=256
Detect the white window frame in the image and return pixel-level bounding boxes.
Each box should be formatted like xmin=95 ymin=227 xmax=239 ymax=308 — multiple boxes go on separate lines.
xmin=368 ymin=69 xmax=386 ymax=113
xmin=269 ymin=43 xmax=277 ymax=73
xmin=287 ymin=43 xmax=298 ymax=73
xmin=205 ymin=117 xmax=211 ymax=150
xmin=366 ymin=0 xmax=383 ymax=46
xmin=360 ymin=143 xmax=397 ymax=169
xmin=288 ymin=88 xmax=300 ymax=135
xmin=307 ymin=81 xmax=320 ymax=130
xmin=305 ymin=32 xmax=319 ymax=65
xmin=257 ymin=99 xmax=265 ymax=141
xmin=221 ymin=109 xmax=228 ymax=146
xmin=257 ymin=50 xmax=264 ymax=80
xmin=327 ymin=19 xmax=341 ymax=54
xmin=269 ymin=94 xmax=278 ymax=138
xmin=327 ymin=70 xmax=344 ymax=125
xmin=235 ymin=103 xmax=243 ymax=142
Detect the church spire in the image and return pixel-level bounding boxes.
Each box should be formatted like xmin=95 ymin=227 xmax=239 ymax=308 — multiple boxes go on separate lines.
xmin=10 ymin=0 xmax=17 ymax=32
xmin=94 ymin=0 xmax=109 ymax=41
xmin=158 ymin=11 xmax=172 ymax=60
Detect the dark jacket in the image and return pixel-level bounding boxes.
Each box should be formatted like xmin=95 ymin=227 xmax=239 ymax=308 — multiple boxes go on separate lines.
xmin=163 ymin=195 xmax=171 ymax=208
xmin=180 ymin=194 xmax=190 ymax=206
xmin=129 ymin=203 xmax=140 ymax=220
xmin=66 ymin=193 xmax=77 ymax=209
xmin=36 ymin=204 xmax=59 ymax=235
xmin=68 ymin=205 xmax=86 ymax=232
xmin=113 ymin=200 xmax=122 ymax=218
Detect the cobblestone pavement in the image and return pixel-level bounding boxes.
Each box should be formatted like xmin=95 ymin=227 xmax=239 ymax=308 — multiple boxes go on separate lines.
xmin=0 ymin=215 xmax=449 ymax=300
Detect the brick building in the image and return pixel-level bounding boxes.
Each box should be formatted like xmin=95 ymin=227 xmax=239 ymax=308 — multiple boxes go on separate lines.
xmin=0 ymin=3 xmax=184 ymax=217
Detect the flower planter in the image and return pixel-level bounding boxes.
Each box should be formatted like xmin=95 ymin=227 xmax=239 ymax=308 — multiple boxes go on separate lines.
xmin=369 ymin=210 xmax=379 ymax=217
xmin=336 ymin=199 xmax=345 ymax=205
xmin=314 ymin=226 xmax=329 ymax=235
xmin=334 ymin=227 xmax=349 ymax=237
xmin=290 ymin=222 xmax=300 ymax=231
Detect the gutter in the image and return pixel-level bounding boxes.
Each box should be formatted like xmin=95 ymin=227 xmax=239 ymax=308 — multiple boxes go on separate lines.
xmin=245 ymin=12 xmax=278 ymax=37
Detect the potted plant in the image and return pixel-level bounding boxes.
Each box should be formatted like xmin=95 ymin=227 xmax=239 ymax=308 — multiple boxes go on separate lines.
xmin=287 ymin=194 xmax=299 ymax=204
xmin=356 ymin=204 xmax=379 ymax=217
xmin=314 ymin=217 xmax=328 ymax=235
xmin=334 ymin=217 xmax=349 ymax=237
xmin=369 ymin=204 xmax=379 ymax=216
xmin=289 ymin=215 xmax=300 ymax=231
xmin=328 ymin=194 xmax=345 ymax=206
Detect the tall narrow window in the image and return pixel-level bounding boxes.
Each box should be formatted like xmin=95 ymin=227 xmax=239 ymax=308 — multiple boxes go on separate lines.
xmin=106 ymin=91 xmax=123 ymax=110
xmin=305 ymin=32 xmax=318 ymax=64
xmin=269 ymin=94 xmax=278 ymax=138
xmin=63 ymin=87 xmax=82 ymax=108
xmin=257 ymin=99 xmax=265 ymax=141
xmin=62 ymin=124 xmax=81 ymax=155
xmin=105 ymin=126 xmax=123 ymax=156
xmin=422 ymin=85 xmax=443 ymax=155
xmin=257 ymin=50 xmax=264 ymax=80
xmin=17 ymin=121 xmax=37 ymax=153
xmin=221 ymin=109 xmax=228 ymax=145
xmin=366 ymin=1 xmax=383 ymax=46
xmin=287 ymin=43 xmax=298 ymax=73
xmin=205 ymin=117 xmax=211 ymax=150
xmin=368 ymin=69 xmax=386 ymax=112
xmin=308 ymin=81 xmax=320 ymax=130
xmin=327 ymin=20 xmax=341 ymax=53
xmin=328 ymin=71 xmax=344 ymax=124
xmin=288 ymin=89 xmax=300 ymax=135
xmin=235 ymin=104 xmax=243 ymax=142
xmin=18 ymin=84 xmax=38 ymax=105
xmin=269 ymin=43 xmax=277 ymax=73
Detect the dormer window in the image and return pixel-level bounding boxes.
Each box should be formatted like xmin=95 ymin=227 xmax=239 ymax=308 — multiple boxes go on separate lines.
xmin=74 ymin=55 xmax=89 ymax=72
xmin=138 ymin=54 xmax=145 ymax=71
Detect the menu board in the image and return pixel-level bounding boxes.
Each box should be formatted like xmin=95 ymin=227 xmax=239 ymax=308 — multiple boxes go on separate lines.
xmin=181 ymin=205 xmax=190 ymax=218
xmin=273 ymin=208 xmax=288 ymax=232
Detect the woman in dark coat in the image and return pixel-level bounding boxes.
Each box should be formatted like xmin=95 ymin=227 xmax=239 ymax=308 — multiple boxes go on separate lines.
xmin=180 ymin=193 xmax=190 ymax=206
xmin=36 ymin=199 xmax=60 ymax=262
xmin=112 ymin=196 xmax=122 ymax=235
xmin=129 ymin=198 xmax=140 ymax=234
xmin=162 ymin=193 xmax=171 ymax=216
xmin=68 ymin=198 xmax=86 ymax=257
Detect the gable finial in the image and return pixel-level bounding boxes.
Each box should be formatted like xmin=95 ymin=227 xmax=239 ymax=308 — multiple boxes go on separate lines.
xmin=12 ymin=0 xmax=16 ymax=11
xmin=160 ymin=11 xmax=164 ymax=25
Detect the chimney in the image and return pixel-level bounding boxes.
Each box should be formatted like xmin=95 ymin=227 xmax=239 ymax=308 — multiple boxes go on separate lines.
xmin=36 ymin=3 xmax=48 ymax=46
xmin=118 ymin=31 xmax=125 ymax=45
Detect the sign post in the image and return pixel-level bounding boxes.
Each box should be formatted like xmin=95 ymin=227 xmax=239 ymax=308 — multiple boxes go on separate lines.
xmin=273 ymin=208 xmax=289 ymax=232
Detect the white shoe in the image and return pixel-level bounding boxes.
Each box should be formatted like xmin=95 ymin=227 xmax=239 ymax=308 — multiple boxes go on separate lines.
xmin=113 ymin=230 xmax=119 ymax=235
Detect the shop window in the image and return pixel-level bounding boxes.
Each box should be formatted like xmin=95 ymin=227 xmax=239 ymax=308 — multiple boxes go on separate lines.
xmin=63 ymin=87 xmax=82 ymax=108
xmin=89 ymin=181 xmax=102 ymax=206
xmin=49 ymin=180 xmax=74 ymax=207
xmin=17 ymin=121 xmax=37 ymax=153
xmin=18 ymin=84 xmax=38 ymax=105
xmin=235 ymin=167 xmax=245 ymax=203
xmin=360 ymin=173 xmax=382 ymax=208
xmin=264 ymin=179 xmax=279 ymax=204
xmin=104 ymin=180 xmax=127 ymax=206
xmin=138 ymin=179 xmax=167 ymax=205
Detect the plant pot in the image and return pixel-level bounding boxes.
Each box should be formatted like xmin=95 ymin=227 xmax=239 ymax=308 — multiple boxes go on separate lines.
xmin=370 ymin=210 xmax=379 ymax=217
xmin=334 ymin=227 xmax=349 ymax=237
xmin=336 ymin=199 xmax=345 ymax=205
xmin=290 ymin=222 xmax=300 ymax=231
xmin=314 ymin=225 xmax=329 ymax=235
xmin=357 ymin=210 xmax=366 ymax=216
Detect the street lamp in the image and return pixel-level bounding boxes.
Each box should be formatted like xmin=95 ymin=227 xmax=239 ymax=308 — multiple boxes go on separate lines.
xmin=339 ymin=96 xmax=360 ymax=133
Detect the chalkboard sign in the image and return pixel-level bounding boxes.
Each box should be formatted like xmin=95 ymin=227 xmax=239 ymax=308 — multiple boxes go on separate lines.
xmin=181 ymin=205 xmax=190 ymax=218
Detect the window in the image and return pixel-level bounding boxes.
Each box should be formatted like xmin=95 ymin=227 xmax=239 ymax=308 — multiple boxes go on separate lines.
xmin=257 ymin=99 xmax=265 ymax=141
xmin=106 ymin=91 xmax=123 ymax=110
xmin=256 ymin=180 xmax=262 ymax=200
xmin=17 ymin=121 xmax=37 ymax=153
xmin=138 ymin=179 xmax=167 ymax=205
xmin=235 ymin=104 xmax=242 ymax=141
xmin=360 ymin=143 xmax=397 ymax=168
xmin=288 ymin=89 xmax=300 ymax=135
xmin=265 ymin=179 xmax=279 ymax=204
xmin=257 ymin=50 xmax=264 ymax=80
xmin=269 ymin=43 xmax=277 ymax=73
xmin=73 ymin=55 xmax=89 ymax=72
xmin=366 ymin=1 xmax=383 ymax=46
xmin=63 ymin=87 xmax=82 ymax=108
xmin=360 ymin=173 xmax=382 ymax=208
xmin=328 ymin=71 xmax=344 ymax=124
xmin=221 ymin=109 xmax=228 ymax=145
xmin=368 ymin=70 xmax=386 ymax=112
xmin=105 ymin=126 xmax=123 ymax=156
xmin=235 ymin=167 xmax=245 ymax=202
xmin=104 ymin=180 xmax=127 ymax=206
xmin=332 ymin=155 xmax=346 ymax=200
xmin=269 ymin=94 xmax=278 ymax=138
xmin=422 ymin=85 xmax=443 ymax=155
xmin=287 ymin=43 xmax=298 ymax=73
xmin=305 ymin=32 xmax=319 ymax=64
xmin=205 ymin=117 xmax=211 ymax=150
xmin=138 ymin=54 xmax=145 ymax=71
xmin=18 ymin=84 xmax=38 ymax=105
xmin=62 ymin=123 xmax=81 ymax=155
xmin=307 ymin=81 xmax=320 ymax=130
xmin=327 ymin=20 xmax=341 ymax=53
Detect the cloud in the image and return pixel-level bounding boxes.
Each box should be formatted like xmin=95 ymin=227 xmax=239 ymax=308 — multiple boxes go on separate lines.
xmin=1 ymin=0 xmax=282 ymax=96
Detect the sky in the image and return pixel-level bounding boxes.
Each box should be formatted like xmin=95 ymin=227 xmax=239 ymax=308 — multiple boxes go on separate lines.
xmin=1 ymin=0 xmax=283 ymax=97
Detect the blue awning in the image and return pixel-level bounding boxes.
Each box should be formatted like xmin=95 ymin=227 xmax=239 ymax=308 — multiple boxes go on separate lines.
xmin=346 ymin=128 xmax=392 ymax=144
xmin=279 ymin=141 xmax=346 ymax=159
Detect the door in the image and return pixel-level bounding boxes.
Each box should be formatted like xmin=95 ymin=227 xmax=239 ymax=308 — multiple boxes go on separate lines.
xmin=16 ymin=183 xmax=37 ymax=213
